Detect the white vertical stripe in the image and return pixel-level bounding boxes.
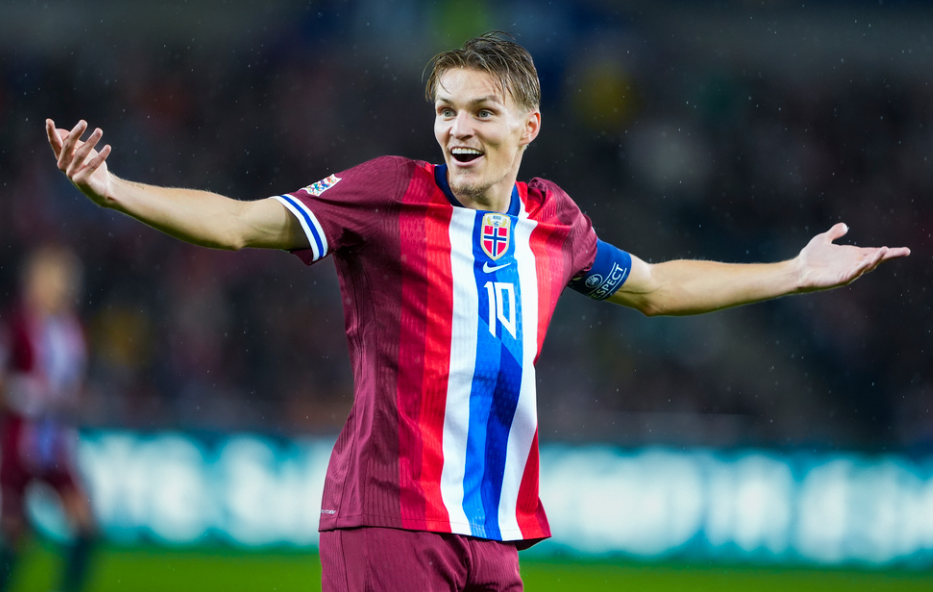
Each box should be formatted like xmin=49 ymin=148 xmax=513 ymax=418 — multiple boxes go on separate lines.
xmin=497 ymin=205 xmax=540 ymax=539
xmin=439 ymin=208 xmax=477 ymax=533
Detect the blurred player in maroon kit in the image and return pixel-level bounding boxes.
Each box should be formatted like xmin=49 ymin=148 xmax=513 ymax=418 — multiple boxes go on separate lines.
xmin=0 ymin=245 xmax=96 ymax=592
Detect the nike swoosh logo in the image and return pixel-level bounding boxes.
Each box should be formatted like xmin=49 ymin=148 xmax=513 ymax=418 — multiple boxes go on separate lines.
xmin=482 ymin=262 xmax=512 ymax=273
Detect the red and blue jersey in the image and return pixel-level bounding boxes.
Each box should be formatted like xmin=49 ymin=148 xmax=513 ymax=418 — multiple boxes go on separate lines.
xmin=1 ymin=305 xmax=86 ymax=421
xmin=1 ymin=305 xmax=86 ymax=495
xmin=274 ymin=156 xmax=600 ymax=543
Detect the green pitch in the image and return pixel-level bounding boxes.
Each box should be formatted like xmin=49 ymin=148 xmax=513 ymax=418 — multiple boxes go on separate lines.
xmin=10 ymin=541 xmax=933 ymax=591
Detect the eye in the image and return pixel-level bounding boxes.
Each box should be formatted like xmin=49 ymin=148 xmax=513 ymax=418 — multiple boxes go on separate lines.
xmin=478 ymin=109 xmax=493 ymax=118
xmin=438 ymin=107 xmax=454 ymax=118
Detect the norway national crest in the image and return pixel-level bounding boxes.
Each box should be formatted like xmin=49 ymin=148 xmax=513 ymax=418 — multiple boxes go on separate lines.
xmin=480 ymin=213 xmax=511 ymax=260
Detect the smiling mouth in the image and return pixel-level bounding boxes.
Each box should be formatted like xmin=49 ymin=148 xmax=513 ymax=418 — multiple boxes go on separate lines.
xmin=451 ymin=147 xmax=483 ymax=164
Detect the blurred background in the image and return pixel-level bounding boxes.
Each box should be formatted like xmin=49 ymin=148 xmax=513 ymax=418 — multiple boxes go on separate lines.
xmin=2 ymin=0 xmax=927 ymax=450
xmin=0 ymin=0 xmax=931 ymax=587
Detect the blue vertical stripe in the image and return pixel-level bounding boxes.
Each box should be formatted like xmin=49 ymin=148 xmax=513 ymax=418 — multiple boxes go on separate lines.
xmin=480 ymin=344 xmax=523 ymax=538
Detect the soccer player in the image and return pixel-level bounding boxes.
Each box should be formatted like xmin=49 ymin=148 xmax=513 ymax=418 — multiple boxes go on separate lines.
xmin=45 ymin=33 xmax=908 ymax=591
xmin=0 ymin=245 xmax=97 ymax=592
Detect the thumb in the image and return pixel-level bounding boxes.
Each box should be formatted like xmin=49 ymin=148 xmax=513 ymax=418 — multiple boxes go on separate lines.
xmin=825 ymin=222 xmax=849 ymax=243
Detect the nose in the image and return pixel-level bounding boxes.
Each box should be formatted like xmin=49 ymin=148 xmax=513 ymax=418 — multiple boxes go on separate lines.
xmin=450 ymin=111 xmax=474 ymax=139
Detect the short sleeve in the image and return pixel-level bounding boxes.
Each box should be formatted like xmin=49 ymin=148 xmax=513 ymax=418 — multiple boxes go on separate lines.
xmin=272 ymin=156 xmax=410 ymax=265
xmin=526 ymin=177 xmax=599 ymax=282
xmin=567 ymin=209 xmax=599 ymax=280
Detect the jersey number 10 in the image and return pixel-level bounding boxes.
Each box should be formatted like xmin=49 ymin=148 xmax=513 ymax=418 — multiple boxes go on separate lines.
xmin=484 ymin=281 xmax=517 ymax=339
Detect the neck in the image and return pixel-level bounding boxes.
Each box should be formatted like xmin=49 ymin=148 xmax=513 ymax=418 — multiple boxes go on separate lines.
xmin=454 ymin=189 xmax=511 ymax=213
xmin=448 ymin=158 xmax=523 ymax=214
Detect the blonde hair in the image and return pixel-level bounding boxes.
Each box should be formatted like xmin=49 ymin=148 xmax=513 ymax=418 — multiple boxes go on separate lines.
xmin=425 ymin=32 xmax=541 ymax=112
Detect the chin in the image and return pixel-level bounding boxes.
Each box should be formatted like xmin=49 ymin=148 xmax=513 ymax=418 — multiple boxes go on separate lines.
xmin=450 ymin=178 xmax=490 ymax=201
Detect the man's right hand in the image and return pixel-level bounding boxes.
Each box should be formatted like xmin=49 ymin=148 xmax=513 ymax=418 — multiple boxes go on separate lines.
xmin=46 ymin=119 xmax=114 ymax=208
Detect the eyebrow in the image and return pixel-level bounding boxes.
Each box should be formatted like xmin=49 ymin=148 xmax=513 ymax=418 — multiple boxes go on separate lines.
xmin=435 ymin=95 xmax=503 ymax=107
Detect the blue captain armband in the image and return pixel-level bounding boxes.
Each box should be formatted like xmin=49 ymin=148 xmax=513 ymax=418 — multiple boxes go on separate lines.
xmin=568 ymin=240 xmax=632 ymax=300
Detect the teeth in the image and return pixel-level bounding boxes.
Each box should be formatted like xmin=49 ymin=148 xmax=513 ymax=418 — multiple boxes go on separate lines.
xmin=452 ymin=148 xmax=482 ymax=155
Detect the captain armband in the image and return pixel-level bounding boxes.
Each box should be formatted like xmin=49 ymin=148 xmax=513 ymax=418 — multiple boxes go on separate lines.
xmin=568 ymin=240 xmax=632 ymax=301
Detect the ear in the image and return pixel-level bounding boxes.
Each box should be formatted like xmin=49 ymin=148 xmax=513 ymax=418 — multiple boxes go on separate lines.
xmin=520 ymin=110 xmax=541 ymax=147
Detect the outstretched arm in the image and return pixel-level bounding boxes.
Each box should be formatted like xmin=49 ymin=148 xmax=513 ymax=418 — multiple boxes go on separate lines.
xmin=46 ymin=119 xmax=308 ymax=251
xmin=608 ymin=223 xmax=910 ymax=316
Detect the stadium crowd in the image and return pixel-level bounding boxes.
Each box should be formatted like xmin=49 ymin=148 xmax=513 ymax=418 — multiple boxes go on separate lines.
xmin=1 ymin=1 xmax=929 ymax=452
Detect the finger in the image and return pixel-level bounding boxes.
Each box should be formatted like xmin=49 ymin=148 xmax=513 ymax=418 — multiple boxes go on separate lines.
xmin=69 ymin=128 xmax=103 ymax=174
xmin=842 ymin=252 xmax=879 ymax=284
xmin=825 ymin=222 xmax=849 ymax=243
xmin=862 ymin=247 xmax=887 ymax=273
xmin=64 ymin=120 xmax=88 ymax=149
xmin=58 ymin=120 xmax=88 ymax=170
xmin=85 ymin=144 xmax=111 ymax=173
xmin=852 ymin=246 xmax=910 ymax=281
xmin=46 ymin=119 xmax=63 ymax=156
xmin=880 ymin=246 xmax=911 ymax=260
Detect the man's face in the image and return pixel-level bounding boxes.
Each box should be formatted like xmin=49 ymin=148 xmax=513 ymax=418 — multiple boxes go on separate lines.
xmin=26 ymin=256 xmax=79 ymax=315
xmin=434 ymin=68 xmax=540 ymax=211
